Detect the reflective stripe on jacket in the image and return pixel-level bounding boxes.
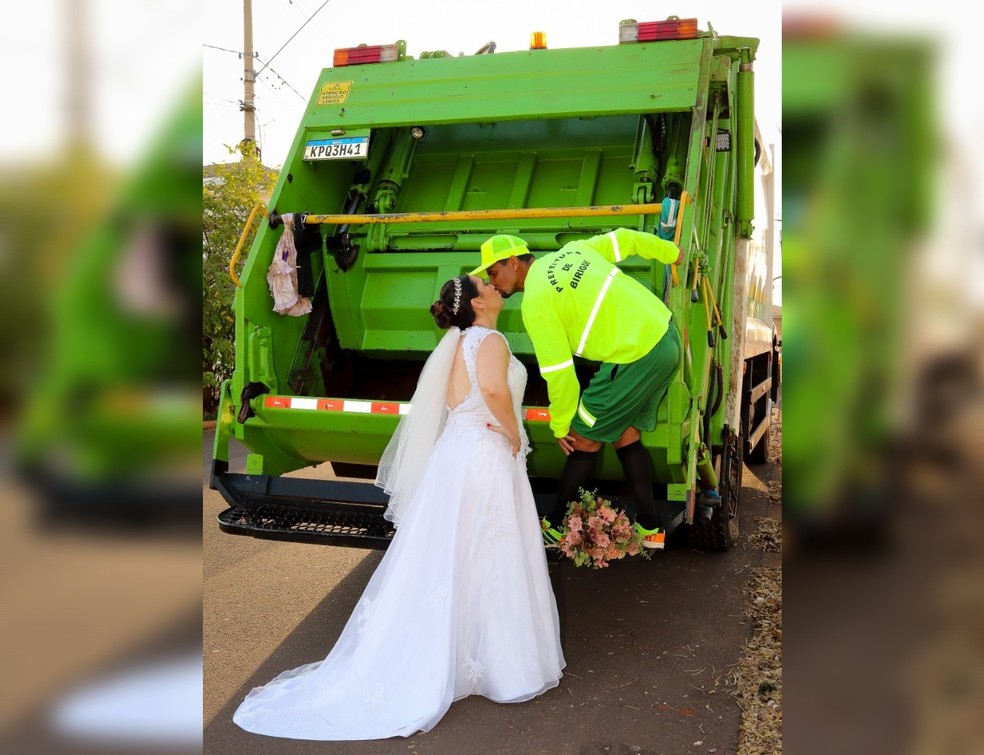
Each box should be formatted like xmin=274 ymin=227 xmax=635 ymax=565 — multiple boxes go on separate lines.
xmin=521 ymin=228 xmax=678 ymax=437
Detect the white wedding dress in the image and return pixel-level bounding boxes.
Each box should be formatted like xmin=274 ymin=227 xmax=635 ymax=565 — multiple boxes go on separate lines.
xmin=232 ymin=326 xmax=565 ymax=740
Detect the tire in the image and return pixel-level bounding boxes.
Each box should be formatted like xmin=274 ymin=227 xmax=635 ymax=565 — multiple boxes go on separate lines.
xmin=690 ymin=428 xmax=742 ymax=551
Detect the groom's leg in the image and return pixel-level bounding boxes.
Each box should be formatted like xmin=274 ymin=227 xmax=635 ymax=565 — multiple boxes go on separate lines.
xmin=614 ymin=428 xmax=677 ymax=531
xmin=549 ymin=433 xmax=600 ymax=525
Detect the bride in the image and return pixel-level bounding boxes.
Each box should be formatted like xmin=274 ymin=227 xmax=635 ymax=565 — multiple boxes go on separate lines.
xmin=232 ymin=274 xmax=565 ymax=740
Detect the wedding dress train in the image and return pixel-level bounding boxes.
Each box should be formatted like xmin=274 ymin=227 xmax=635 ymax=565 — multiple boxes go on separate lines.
xmin=232 ymin=326 xmax=565 ymax=740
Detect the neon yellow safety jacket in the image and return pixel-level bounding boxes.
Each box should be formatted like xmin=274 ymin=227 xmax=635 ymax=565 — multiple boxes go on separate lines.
xmin=521 ymin=228 xmax=679 ymax=438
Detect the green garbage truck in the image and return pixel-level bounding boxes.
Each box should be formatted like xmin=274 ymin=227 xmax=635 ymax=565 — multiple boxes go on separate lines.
xmin=211 ymin=17 xmax=778 ymax=551
xmin=14 ymin=76 xmax=202 ymax=524
xmin=782 ymin=21 xmax=940 ymax=545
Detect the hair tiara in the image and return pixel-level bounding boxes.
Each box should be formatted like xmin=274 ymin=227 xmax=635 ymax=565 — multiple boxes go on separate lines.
xmin=451 ymin=277 xmax=463 ymax=314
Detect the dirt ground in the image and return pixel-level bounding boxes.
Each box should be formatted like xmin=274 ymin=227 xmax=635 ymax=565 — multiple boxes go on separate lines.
xmin=731 ymin=410 xmax=782 ymax=754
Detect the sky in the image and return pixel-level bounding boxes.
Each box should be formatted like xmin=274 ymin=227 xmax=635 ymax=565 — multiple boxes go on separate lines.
xmin=202 ymin=0 xmax=782 ymax=169
xmin=0 ymin=0 xmax=200 ymax=165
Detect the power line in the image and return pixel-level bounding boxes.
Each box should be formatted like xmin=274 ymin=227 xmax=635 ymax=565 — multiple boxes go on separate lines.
xmin=204 ymin=92 xmax=242 ymax=107
xmin=288 ymin=0 xmax=334 ymax=43
xmin=203 ymin=42 xmax=305 ymax=101
xmin=203 ymin=43 xmax=246 ymax=56
xmin=252 ymin=68 xmax=305 ymax=112
xmin=254 ymin=81 xmax=302 ymax=115
xmin=255 ymin=57 xmax=306 ymax=101
xmin=256 ymin=0 xmax=331 ymax=77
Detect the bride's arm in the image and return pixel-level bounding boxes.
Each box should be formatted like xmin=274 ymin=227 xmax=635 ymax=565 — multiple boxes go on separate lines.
xmin=475 ymin=334 xmax=520 ymax=456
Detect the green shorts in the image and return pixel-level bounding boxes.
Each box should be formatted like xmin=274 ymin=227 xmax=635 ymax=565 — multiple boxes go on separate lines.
xmin=570 ymin=323 xmax=681 ymax=443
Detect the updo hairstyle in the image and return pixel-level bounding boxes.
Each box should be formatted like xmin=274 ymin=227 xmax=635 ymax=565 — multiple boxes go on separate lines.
xmin=430 ymin=275 xmax=478 ymax=330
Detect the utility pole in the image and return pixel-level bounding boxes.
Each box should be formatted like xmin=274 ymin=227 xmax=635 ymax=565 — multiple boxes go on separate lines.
xmin=65 ymin=0 xmax=92 ymax=154
xmin=241 ymin=0 xmax=259 ymax=159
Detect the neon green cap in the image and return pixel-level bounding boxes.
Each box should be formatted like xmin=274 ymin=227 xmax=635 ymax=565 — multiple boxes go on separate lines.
xmin=469 ymin=234 xmax=530 ymax=277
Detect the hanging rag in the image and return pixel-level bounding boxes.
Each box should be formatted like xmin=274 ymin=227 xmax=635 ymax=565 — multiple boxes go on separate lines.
xmin=266 ymin=213 xmax=312 ymax=316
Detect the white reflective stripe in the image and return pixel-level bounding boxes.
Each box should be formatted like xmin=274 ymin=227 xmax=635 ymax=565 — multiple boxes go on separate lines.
xmin=608 ymin=230 xmax=622 ymax=262
xmin=578 ymin=398 xmax=597 ymax=423
xmin=290 ymin=397 xmax=318 ymax=410
xmin=577 ymin=402 xmax=597 ymax=427
xmin=540 ymin=358 xmax=574 ymax=375
xmin=660 ymin=199 xmax=678 ymax=231
xmin=575 ymin=267 xmax=620 ymax=356
xmin=342 ymin=401 xmax=373 ymax=413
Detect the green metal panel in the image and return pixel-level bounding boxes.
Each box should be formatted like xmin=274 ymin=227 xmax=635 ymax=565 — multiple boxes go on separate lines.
xmin=303 ymin=42 xmax=703 ymax=130
xmin=735 ymin=64 xmax=755 ymax=234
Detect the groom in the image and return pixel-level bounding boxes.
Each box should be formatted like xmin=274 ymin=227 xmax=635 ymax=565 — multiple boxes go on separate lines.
xmin=470 ymin=229 xmax=684 ymax=550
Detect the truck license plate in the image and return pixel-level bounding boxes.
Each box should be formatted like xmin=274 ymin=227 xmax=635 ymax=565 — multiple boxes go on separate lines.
xmin=303 ymin=136 xmax=369 ymax=161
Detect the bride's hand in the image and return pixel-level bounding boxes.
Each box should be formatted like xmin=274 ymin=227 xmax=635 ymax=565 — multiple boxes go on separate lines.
xmin=486 ymin=423 xmax=521 ymax=457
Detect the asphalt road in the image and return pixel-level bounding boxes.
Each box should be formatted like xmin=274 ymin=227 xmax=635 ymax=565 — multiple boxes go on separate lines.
xmin=203 ymin=431 xmax=780 ymax=754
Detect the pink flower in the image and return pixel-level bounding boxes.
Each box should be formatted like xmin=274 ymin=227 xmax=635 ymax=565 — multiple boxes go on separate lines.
xmin=557 ymin=491 xmax=650 ymax=568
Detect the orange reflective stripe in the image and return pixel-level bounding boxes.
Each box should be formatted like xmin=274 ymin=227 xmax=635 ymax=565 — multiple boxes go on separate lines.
xmin=261 ymin=396 xmax=410 ymax=415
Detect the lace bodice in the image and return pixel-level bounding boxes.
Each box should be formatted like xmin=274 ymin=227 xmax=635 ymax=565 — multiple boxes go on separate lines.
xmin=446 ymin=326 xmax=529 ymax=459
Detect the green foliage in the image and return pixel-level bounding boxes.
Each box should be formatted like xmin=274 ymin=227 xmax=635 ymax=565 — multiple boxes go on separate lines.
xmin=202 ymin=143 xmax=277 ymax=412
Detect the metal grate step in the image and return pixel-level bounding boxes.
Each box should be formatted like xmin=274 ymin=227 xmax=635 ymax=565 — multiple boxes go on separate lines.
xmin=217 ymin=500 xmax=395 ymax=549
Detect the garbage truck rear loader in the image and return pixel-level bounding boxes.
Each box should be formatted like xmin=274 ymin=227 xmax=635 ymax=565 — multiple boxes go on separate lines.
xmin=211 ymin=18 xmax=776 ymax=551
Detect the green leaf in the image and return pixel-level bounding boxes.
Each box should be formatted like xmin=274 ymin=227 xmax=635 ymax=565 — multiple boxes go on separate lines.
xmin=202 ymin=146 xmax=278 ymax=410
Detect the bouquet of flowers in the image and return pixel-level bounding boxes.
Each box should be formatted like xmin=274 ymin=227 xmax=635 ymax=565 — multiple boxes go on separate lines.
xmin=556 ymin=489 xmax=650 ymax=569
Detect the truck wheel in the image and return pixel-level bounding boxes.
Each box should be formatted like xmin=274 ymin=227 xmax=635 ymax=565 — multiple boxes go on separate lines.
xmin=690 ymin=428 xmax=742 ymax=551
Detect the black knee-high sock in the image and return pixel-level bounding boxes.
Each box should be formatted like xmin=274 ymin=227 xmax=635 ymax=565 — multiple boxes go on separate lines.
xmin=616 ymin=441 xmax=668 ymax=529
xmin=551 ymin=450 xmax=599 ymax=524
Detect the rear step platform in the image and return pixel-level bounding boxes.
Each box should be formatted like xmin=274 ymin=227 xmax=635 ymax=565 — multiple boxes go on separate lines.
xmin=212 ymin=461 xmax=396 ymax=548
xmin=212 ymin=460 xmax=562 ymax=550
xmin=218 ymin=499 xmax=396 ymax=548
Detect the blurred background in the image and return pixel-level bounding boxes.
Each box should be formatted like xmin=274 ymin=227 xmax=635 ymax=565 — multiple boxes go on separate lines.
xmin=783 ymin=3 xmax=983 ymax=754
xmin=0 ymin=1 xmax=201 ymax=752
xmin=1 ymin=0 xmax=981 ymax=752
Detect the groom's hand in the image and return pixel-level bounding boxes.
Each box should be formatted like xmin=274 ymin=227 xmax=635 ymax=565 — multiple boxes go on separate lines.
xmin=558 ymin=430 xmax=602 ymax=456
xmin=557 ymin=433 xmax=576 ymax=456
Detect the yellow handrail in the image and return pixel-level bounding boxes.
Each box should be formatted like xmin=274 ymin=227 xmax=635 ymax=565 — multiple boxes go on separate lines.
xmin=229 ymin=204 xmax=270 ymax=287
xmin=670 ymin=190 xmax=689 ymax=286
xmin=299 ymin=203 xmax=664 ymax=225
xmin=236 ymin=203 xmax=679 ymax=285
